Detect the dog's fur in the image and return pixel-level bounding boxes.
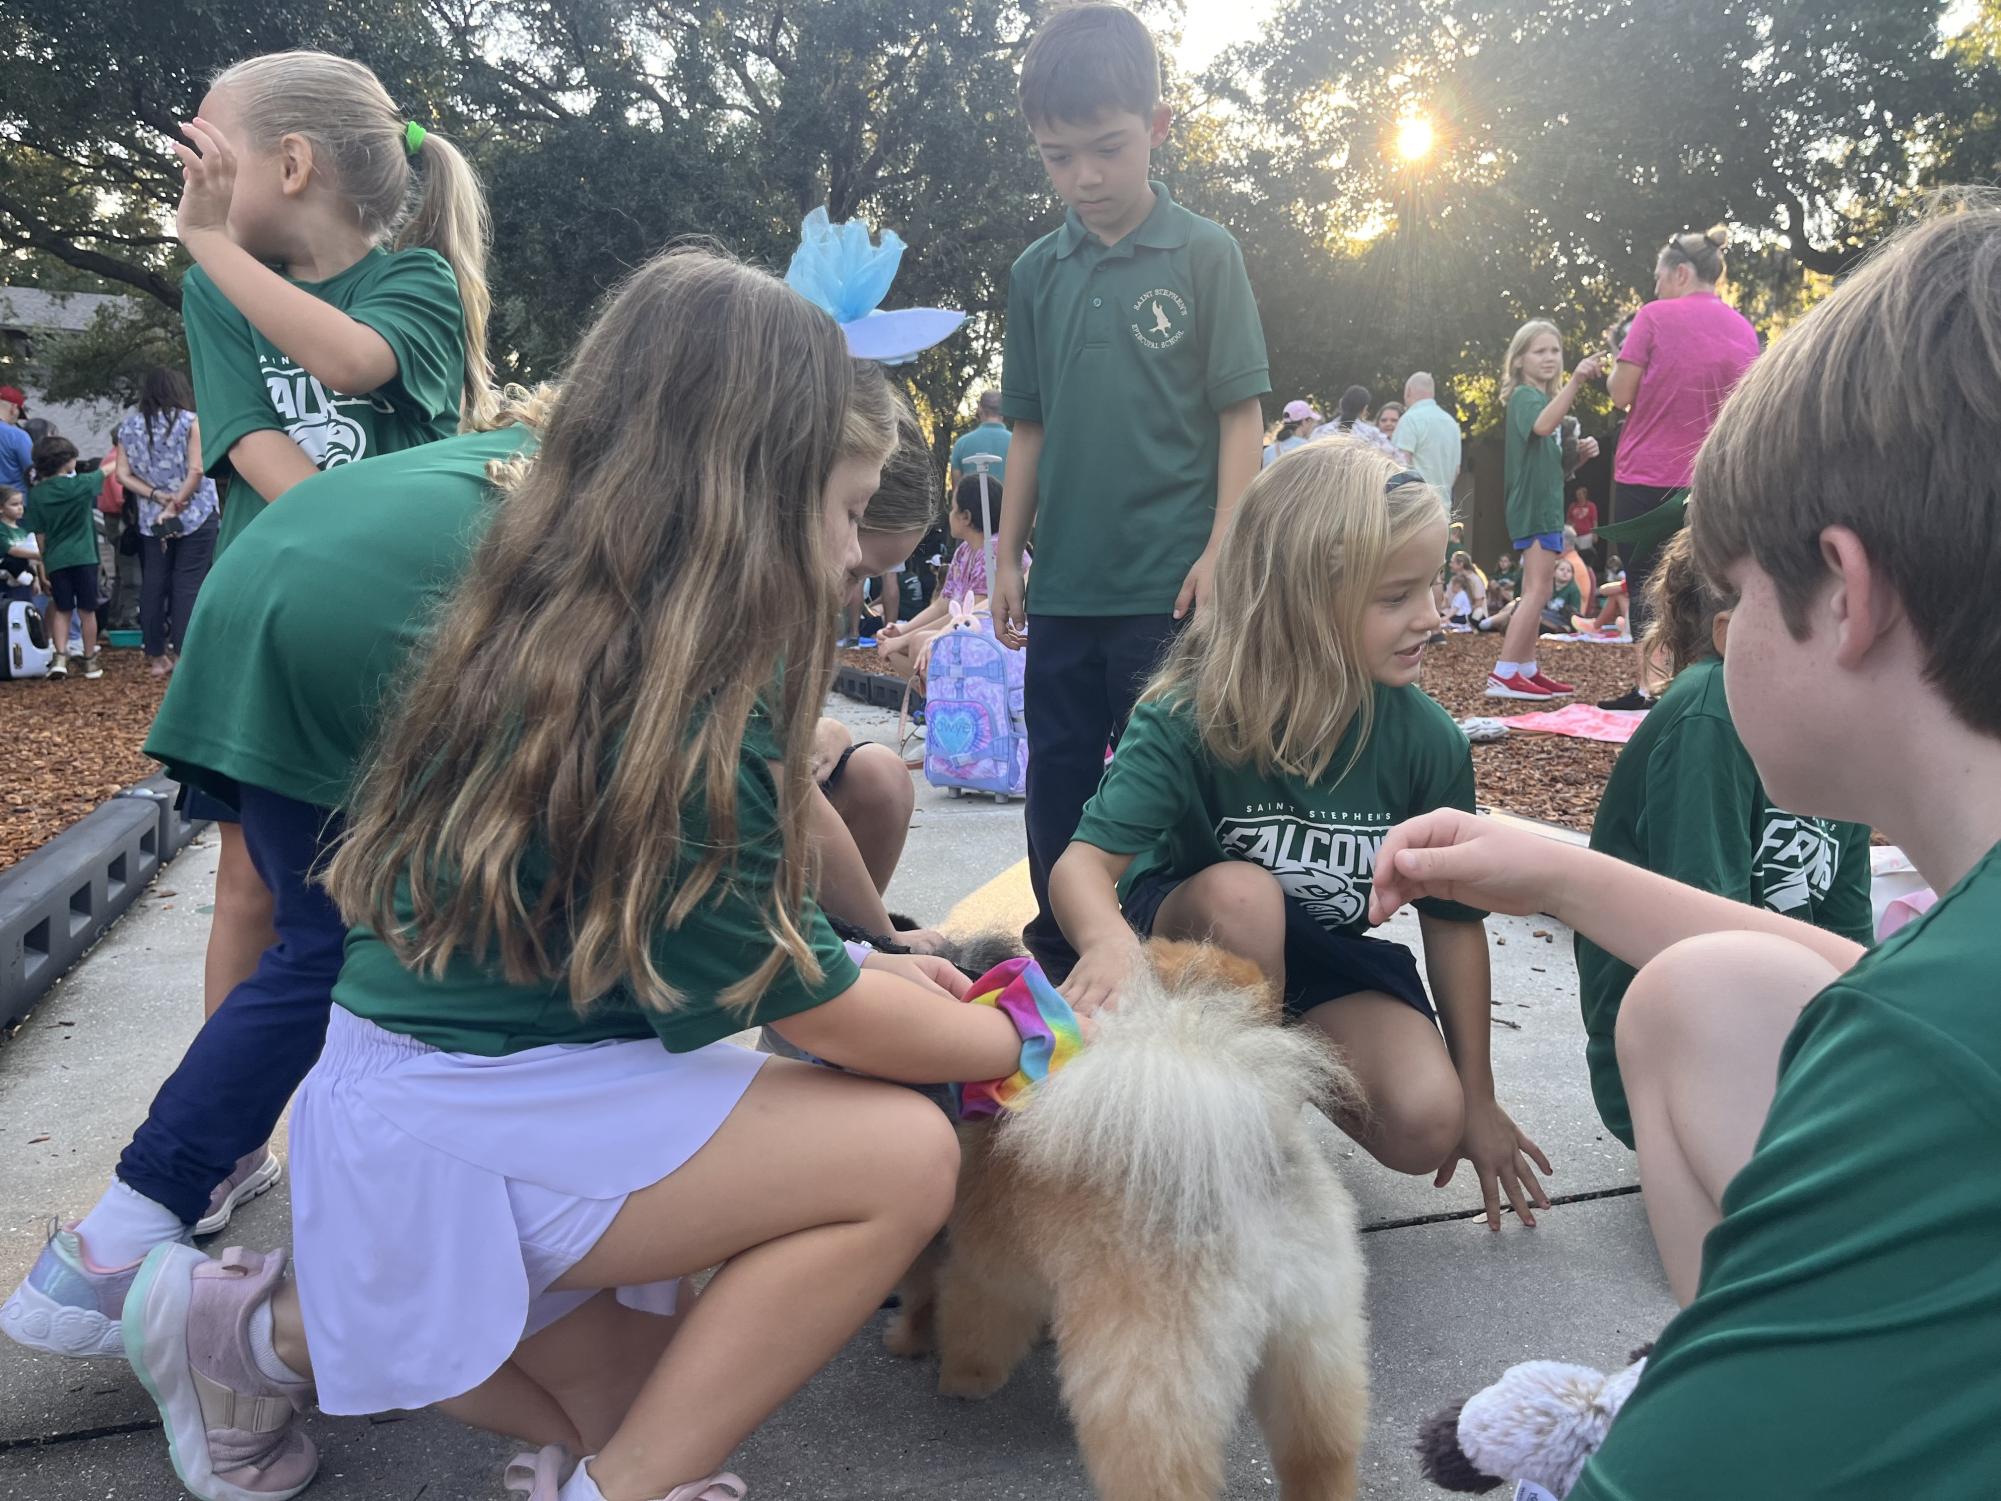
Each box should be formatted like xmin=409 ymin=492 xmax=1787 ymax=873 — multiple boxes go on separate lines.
xmin=887 ymin=940 xmax=1370 ymax=1501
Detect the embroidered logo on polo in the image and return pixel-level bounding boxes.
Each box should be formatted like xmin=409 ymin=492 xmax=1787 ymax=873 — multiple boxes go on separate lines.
xmin=1216 ymin=811 xmax=1391 ymax=928
xmin=1755 ymin=814 xmax=1841 ymax=914
xmin=1130 ymin=287 xmax=1190 ymax=351
xmin=261 ymin=355 xmax=388 ymax=468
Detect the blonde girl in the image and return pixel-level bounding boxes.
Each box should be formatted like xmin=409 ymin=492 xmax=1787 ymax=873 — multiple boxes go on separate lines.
xmin=167 ymin=47 xmax=494 ymax=1241
xmin=1051 ymin=441 xmax=1550 ymax=1230
xmin=116 ymin=250 xmax=1028 ymax=1501
xmin=1486 ymin=320 xmax=1601 ymax=700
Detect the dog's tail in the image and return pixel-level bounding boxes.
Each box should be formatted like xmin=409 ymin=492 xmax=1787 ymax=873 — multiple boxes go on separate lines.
xmin=998 ymin=951 xmax=1358 ymax=1242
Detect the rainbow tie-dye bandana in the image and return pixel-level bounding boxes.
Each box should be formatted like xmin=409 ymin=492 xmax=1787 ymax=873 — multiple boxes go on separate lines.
xmin=954 ymin=957 xmax=1086 ymax=1120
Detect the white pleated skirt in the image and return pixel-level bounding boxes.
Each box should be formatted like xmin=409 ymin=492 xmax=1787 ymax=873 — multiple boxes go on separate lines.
xmin=292 ymin=1005 xmax=766 ymax=1415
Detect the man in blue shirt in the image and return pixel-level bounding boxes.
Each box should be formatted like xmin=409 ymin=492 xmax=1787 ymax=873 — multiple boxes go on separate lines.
xmin=1390 ymin=372 xmax=1462 ymax=504
xmin=0 ymin=387 xmax=34 ymax=492
xmin=949 ymin=389 xmax=1011 ymax=487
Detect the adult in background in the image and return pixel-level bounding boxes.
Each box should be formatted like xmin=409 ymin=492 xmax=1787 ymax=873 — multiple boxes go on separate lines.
xmin=0 ymin=386 xmax=31 ymax=494
xmin=1598 ymin=226 xmax=1758 ymax=710
xmin=1262 ymin=398 xmax=1319 ymax=467
xmin=1314 ymin=385 xmax=1399 ymax=456
xmin=1391 ymin=372 xmax=1462 ymax=504
xmin=116 ymin=369 xmax=220 ymax=676
xmin=949 ymin=387 xmax=1011 ymax=488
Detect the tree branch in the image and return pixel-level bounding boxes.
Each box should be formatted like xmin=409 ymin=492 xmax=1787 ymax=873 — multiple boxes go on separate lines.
xmin=1777 ymin=186 xmax=1871 ymax=278
xmin=0 ymin=190 xmax=182 ymax=309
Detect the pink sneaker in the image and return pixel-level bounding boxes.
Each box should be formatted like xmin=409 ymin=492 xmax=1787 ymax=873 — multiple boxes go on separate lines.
xmin=196 ymin=1149 xmax=283 ymax=1238
xmin=506 ymin=1446 xmax=748 ymax=1501
xmin=121 ymin=1244 xmax=317 ymax=1501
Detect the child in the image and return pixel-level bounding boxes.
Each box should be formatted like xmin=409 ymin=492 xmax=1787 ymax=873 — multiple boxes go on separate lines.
xmin=1577 ymin=526 xmax=1873 ymax=1147
xmin=992 ymin=2 xmax=1270 ymax=977
xmin=170 ymin=48 xmax=493 ymax=1217
xmin=1262 ymin=398 xmax=1319 ymax=467
xmin=878 ymin=473 xmax=1023 ymax=684
xmin=23 ymin=437 xmax=103 ymax=679
xmin=1053 ymin=442 xmax=1550 ymax=1231
xmin=1446 ymin=549 xmax=1485 ymax=627
xmin=101 ymin=251 xmax=1036 ymax=1501
xmin=1 ymin=484 xmax=40 ymax=604
xmin=1487 ymin=320 xmax=1602 ymax=700
xmin=1590 ymin=554 xmax=1630 ymax=635
xmin=1369 ymin=205 xmax=2001 ymax=1492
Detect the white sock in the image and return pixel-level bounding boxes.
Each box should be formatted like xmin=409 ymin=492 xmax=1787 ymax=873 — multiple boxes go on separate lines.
xmin=558 ymin=1459 xmax=609 ymax=1501
xmin=1523 ymin=659 xmax=1539 ymax=678
xmin=73 ymin=1182 xmax=186 ymax=1269
xmin=1495 ymin=660 xmax=1522 ymax=679
xmin=246 ymin=1299 xmax=309 ymax=1385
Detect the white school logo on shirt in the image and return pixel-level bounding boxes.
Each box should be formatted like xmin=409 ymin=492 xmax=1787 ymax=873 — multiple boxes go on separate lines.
xmin=1755 ymin=814 xmax=1840 ymax=914
xmin=262 ymin=356 xmax=385 ymax=468
xmin=1130 ymin=287 xmax=1190 ymax=351
xmin=1216 ymin=814 xmax=1388 ymax=927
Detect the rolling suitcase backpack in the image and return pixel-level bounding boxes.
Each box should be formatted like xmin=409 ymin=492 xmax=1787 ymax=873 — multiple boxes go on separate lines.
xmin=3 ymin=599 xmax=55 ymax=680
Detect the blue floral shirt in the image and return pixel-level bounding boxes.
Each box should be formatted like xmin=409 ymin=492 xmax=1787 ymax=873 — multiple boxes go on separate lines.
xmin=117 ymin=409 xmax=219 ymax=536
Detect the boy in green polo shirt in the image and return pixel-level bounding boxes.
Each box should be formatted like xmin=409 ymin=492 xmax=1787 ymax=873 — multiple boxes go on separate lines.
xmin=1368 ymin=205 xmax=2001 ymax=1497
xmin=23 ymin=437 xmax=103 ymax=679
xmin=993 ymin=2 xmax=1270 ymax=975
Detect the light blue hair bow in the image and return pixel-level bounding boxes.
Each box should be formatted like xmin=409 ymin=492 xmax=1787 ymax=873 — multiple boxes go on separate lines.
xmin=785 ymin=207 xmax=966 ymax=364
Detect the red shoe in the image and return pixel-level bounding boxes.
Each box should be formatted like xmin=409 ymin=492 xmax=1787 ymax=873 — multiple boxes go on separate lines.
xmin=1527 ymin=671 xmax=1574 ymax=695
xmin=1484 ymin=672 xmax=1555 ymax=701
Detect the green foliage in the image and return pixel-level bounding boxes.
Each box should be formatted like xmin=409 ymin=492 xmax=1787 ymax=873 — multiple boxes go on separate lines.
xmin=33 ymin=297 xmax=190 ymax=407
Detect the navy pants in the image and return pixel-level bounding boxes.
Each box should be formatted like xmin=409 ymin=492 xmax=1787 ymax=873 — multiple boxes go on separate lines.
xmin=1021 ymin=612 xmax=1179 ymax=976
xmin=117 ymin=786 xmax=347 ymax=1225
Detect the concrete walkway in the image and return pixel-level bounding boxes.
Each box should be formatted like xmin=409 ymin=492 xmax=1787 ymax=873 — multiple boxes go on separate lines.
xmin=0 ymin=698 xmax=1676 ymax=1499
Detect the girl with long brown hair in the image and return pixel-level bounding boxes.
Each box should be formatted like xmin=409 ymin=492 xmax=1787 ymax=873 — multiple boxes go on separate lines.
xmin=114 ymin=249 xmax=1025 ymax=1501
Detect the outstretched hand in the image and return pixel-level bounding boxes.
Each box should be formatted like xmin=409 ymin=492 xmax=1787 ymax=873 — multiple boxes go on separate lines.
xmin=1440 ymin=1098 xmax=1553 ymax=1231
xmin=171 ymin=117 xmax=238 ymax=241
xmin=1367 ymin=810 xmax=1569 ymax=925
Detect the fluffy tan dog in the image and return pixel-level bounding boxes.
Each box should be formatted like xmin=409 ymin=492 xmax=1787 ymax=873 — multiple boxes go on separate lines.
xmin=886 ymin=940 xmax=1369 ymax=1500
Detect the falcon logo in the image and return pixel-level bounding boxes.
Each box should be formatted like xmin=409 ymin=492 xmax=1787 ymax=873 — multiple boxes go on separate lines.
xmin=263 ymin=358 xmax=371 ymax=468
xmin=1130 ymin=287 xmax=1190 ymax=351
xmin=1755 ymin=815 xmax=1840 ymax=914
xmin=1216 ymin=814 xmax=1389 ymax=929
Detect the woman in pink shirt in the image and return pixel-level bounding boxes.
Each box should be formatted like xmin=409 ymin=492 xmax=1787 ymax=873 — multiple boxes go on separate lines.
xmin=1599 ymin=227 xmax=1759 ymax=710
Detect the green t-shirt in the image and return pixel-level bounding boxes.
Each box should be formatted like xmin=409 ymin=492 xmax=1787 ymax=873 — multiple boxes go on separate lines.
xmin=3 ymin=518 xmax=37 ymax=557
xmin=146 ymin=427 xmax=529 ymax=811
xmin=1071 ymin=684 xmax=1485 ymax=935
xmin=1548 ymin=580 xmax=1582 ymax=616
xmin=1576 ymin=659 xmax=1874 ymax=1146
xmin=950 ymin=421 xmax=1011 ymax=484
xmin=1001 ymin=183 xmax=1270 ymax=616
xmin=1572 ymin=838 xmax=2001 ymax=1498
xmin=332 ymin=703 xmax=861 ymax=1057
xmin=1503 ymin=386 xmax=1564 ymax=543
xmin=23 ymin=474 xmax=99 ymax=573
xmin=181 ymin=247 xmax=466 ymax=558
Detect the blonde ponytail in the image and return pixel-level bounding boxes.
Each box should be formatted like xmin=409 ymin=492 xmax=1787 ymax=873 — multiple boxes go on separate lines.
xmin=396 ymin=128 xmax=498 ymax=428
xmin=212 ymin=51 xmax=495 ymax=429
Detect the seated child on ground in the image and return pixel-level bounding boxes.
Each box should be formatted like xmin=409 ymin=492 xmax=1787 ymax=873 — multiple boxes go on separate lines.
xmin=1052 ymin=442 xmax=1550 ymax=1231
xmin=1477 ymin=558 xmax=1580 ymax=636
xmin=1368 ymin=203 xmax=2001 ymax=1495
xmin=1576 ymin=526 xmax=1873 ymax=1146
xmin=878 ymin=473 xmax=1026 ymax=686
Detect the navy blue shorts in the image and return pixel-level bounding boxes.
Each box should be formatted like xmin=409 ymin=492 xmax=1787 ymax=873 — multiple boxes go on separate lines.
xmin=48 ymin=563 xmax=99 ymax=614
xmin=1122 ymin=867 xmax=1437 ymax=1023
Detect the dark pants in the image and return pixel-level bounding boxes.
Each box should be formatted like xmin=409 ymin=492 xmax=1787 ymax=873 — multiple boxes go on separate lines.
xmin=1611 ymin=482 xmax=1679 ymax=632
xmin=139 ymin=516 xmax=217 ymax=659
xmin=116 ymin=786 xmax=347 ymax=1225
xmin=1021 ymin=612 xmax=1180 ymax=975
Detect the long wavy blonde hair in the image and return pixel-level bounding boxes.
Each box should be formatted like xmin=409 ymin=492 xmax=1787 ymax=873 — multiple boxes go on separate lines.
xmin=1145 ymin=441 xmax=1442 ymax=782
xmin=325 ymin=249 xmax=892 ymax=1014
xmin=1499 ymin=318 xmax=1562 ymax=405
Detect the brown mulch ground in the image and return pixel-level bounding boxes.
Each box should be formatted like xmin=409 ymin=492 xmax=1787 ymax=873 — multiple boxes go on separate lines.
xmin=844 ymin=633 xmax=1635 ymax=835
xmin=1 ymin=651 xmax=172 ymax=872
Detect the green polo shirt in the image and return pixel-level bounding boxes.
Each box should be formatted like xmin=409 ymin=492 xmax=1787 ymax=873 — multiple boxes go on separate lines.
xmin=1503 ymin=385 xmax=1564 ymax=543
xmin=1572 ymin=838 xmax=2001 ymax=1498
xmin=1001 ymin=183 xmax=1269 ymax=616
xmin=24 ymin=473 xmax=100 ymax=573
xmin=145 ymin=426 xmax=529 ymax=812
xmin=182 ymin=247 xmax=466 ymax=558
xmin=1575 ymin=658 xmax=1873 ymax=1145
xmin=1071 ymin=684 xmax=1485 ymax=935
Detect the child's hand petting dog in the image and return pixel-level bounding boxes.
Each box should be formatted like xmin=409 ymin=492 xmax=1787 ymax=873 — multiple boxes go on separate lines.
xmin=861 ymin=950 xmax=972 ymax=1001
xmin=1060 ymin=934 xmax=1145 ymax=1016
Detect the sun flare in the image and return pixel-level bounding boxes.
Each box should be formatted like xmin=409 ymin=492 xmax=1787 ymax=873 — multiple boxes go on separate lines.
xmin=1395 ymin=115 xmax=1436 ymax=162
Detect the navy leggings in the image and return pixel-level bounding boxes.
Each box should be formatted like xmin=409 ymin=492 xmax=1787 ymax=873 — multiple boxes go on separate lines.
xmin=116 ymin=786 xmax=347 ymax=1225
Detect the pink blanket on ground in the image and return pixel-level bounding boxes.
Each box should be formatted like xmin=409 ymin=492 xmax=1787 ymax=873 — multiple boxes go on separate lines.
xmin=1503 ymin=704 xmax=1648 ymax=744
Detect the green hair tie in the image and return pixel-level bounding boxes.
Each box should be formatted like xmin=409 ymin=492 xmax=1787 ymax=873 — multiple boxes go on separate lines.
xmin=403 ymin=121 xmax=428 ymax=157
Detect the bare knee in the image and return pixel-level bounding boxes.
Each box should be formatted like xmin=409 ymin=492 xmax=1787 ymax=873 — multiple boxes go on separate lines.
xmin=1367 ymin=1085 xmax=1464 ymax=1176
xmin=1616 ymin=931 xmax=1836 ymax=1085
xmin=840 ymin=743 xmax=916 ymax=824
xmin=867 ymin=1092 xmax=960 ymax=1236
xmin=1166 ymin=862 xmax=1286 ymax=947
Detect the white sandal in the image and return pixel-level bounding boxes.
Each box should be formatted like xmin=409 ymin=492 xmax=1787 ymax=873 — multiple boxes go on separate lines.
xmin=504 ymin=1446 xmax=747 ymax=1501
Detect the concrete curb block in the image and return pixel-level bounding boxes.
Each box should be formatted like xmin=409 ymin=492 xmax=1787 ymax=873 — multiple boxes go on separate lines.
xmin=832 ymin=665 xmax=913 ymax=713
xmin=0 ymin=777 xmax=210 ymax=1031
